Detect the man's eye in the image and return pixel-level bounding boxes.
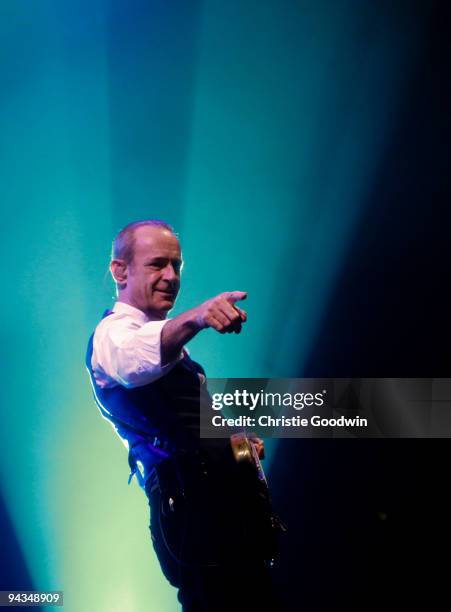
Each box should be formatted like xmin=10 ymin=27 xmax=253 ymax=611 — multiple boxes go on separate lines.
xmin=146 ymin=260 xmax=181 ymax=273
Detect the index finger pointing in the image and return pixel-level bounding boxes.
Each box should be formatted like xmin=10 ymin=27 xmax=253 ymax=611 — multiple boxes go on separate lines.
xmin=226 ymin=291 xmax=247 ymax=304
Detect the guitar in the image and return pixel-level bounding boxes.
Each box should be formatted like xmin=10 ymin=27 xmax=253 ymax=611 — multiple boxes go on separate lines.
xmin=230 ymin=432 xmax=287 ymax=565
xmin=230 ymin=433 xmax=268 ymax=486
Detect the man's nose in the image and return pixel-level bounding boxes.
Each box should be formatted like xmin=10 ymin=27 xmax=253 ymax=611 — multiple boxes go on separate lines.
xmin=161 ymin=263 xmax=178 ymax=281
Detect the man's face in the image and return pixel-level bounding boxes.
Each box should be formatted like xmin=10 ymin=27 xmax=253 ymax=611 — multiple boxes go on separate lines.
xmin=125 ymin=226 xmax=182 ymax=319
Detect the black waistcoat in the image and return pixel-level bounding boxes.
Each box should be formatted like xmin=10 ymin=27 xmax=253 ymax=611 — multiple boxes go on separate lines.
xmin=85 ymin=310 xmax=227 ymax=468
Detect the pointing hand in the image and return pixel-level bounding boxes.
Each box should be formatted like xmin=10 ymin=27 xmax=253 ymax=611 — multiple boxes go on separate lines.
xmin=196 ymin=291 xmax=248 ymax=334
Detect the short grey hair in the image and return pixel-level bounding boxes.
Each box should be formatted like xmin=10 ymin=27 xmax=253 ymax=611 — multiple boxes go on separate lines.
xmin=111 ymin=219 xmax=176 ymax=264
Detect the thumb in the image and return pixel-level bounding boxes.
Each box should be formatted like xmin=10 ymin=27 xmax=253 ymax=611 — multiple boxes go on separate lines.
xmin=226 ymin=291 xmax=247 ymax=304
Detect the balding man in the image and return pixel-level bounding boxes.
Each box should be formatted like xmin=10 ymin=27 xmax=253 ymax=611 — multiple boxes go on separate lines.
xmin=86 ymin=220 xmax=280 ymax=611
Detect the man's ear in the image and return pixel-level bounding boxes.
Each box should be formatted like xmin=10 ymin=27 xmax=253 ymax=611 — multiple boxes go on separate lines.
xmin=110 ymin=259 xmax=128 ymax=286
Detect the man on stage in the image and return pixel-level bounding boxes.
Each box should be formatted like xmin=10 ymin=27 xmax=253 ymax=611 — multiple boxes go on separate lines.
xmin=86 ymin=219 xmax=280 ymax=611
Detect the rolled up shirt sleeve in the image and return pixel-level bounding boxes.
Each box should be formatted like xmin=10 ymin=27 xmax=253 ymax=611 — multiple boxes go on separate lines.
xmin=92 ymin=316 xmax=182 ymax=389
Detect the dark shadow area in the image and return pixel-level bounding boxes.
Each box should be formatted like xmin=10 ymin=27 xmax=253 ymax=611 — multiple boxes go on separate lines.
xmin=272 ymin=439 xmax=449 ymax=610
xmin=305 ymin=0 xmax=450 ymax=379
xmin=272 ymin=1 xmax=450 ymax=609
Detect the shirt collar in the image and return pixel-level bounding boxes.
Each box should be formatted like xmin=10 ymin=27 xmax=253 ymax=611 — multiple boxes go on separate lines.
xmin=113 ymin=301 xmax=151 ymax=324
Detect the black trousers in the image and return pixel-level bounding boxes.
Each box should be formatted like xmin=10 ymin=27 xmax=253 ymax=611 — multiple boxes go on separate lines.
xmin=145 ymin=455 xmax=280 ymax=612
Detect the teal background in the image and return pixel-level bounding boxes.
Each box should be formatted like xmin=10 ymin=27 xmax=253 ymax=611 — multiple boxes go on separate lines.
xmin=1 ymin=1 xmax=449 ymax=611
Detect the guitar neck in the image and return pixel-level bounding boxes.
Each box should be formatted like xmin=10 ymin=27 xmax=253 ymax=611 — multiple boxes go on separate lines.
xmin=249 ymin=438 xmax=268 ymax=486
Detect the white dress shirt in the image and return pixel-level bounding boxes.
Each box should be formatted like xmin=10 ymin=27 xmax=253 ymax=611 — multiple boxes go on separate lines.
xmin=91 ymin=301 xmax=183 ymax=389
